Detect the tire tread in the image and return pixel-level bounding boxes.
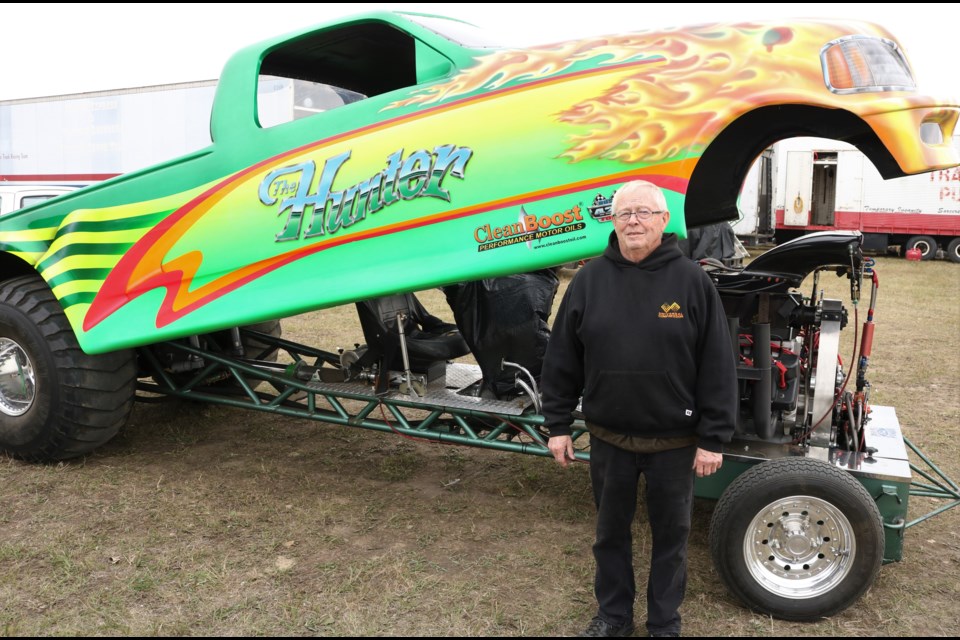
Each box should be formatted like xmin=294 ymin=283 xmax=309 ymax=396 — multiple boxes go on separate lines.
xmin=0 ymin=275 xmax=136 ymax=461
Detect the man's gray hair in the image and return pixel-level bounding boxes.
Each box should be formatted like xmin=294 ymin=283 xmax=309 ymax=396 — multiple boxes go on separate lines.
xmin=611 ymin=180 xmax=669 ymax=213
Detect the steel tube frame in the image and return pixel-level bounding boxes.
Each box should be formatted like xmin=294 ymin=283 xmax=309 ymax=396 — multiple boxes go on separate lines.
xmin=138 ymin=330 xmax=958 ymax=526
xmin=139 ymin=336 xmax=592 ymax=462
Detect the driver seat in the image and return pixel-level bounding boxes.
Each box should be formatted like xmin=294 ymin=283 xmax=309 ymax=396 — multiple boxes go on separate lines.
xmin=355 ymin=292 xmax=470 ymax=394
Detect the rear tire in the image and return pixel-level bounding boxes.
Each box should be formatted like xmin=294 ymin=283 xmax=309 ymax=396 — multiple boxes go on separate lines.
xmin=709 ymin=458 xmax=884 ymax=621
xmin=903 ymin=235 xmax=937 ymax=260
xmin=0 ymin=275 xmax=136 ymax=461
xmin=946 ymin=238 xmax=960 ymax=264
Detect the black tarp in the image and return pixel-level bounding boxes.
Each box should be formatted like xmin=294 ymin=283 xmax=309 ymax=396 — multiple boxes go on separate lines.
xmin=443 ymin=269 xmax=559 ymax=398
xmin=678 ymin=222 xmax=739 ymax=264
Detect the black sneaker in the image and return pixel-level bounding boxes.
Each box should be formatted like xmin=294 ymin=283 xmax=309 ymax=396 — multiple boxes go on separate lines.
xmin=578 ymin=616 xmax=635 ymax=637
xmin=647 ymin=632 xmax=679 ymax=637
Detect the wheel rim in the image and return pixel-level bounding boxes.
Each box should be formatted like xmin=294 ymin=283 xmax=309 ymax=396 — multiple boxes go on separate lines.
xmin=743 ymin=495 xmax=855 ymax=599
xmin=0 ymin=337 xmax=37 ymax=416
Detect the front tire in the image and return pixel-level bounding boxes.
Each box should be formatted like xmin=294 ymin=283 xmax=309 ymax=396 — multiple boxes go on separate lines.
xmin=0 ymin=276 xmax=136 ymax=461
xmin=709 ymin=458 xmax=884 ymax=621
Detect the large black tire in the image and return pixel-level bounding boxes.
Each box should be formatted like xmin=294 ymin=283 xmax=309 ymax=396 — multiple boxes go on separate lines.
xmin=0 ymin=275 xmax=137 ymax=461
xmin=946 ymin=238 xmax=960 ymax=264
xmin=903 ymin=235 xmax=937 ymax=260
xmin=709 ymin=458 xmax=884 ymax=621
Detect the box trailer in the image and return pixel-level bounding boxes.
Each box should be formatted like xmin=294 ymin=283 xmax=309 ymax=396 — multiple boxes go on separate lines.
xmin=735 ymin=137 xmax=960 ymax=262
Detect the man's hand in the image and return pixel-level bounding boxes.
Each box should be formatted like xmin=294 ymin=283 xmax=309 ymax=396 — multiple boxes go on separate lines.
xmin=693 ymin=448 xmax=722 ymax=478
xmin=548 ymin=435 xmax=575 ymax=468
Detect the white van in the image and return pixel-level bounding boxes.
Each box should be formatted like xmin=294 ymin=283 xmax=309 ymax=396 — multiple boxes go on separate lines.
xmin=0 ymin=185 xmax=77 ymax=216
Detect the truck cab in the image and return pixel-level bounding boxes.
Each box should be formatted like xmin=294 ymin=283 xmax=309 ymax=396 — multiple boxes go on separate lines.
xmin=0 ymin=185 xmax=77 ymax=216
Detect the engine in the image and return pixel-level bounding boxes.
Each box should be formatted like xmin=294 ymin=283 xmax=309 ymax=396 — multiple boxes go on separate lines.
xmin=712 ymin=231 xmax=872 ymax=452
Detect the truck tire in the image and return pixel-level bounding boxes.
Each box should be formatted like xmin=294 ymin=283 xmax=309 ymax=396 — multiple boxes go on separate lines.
xmin=0 ymin=275 xmax=136 ymax=461
xmin=903 ymin=235 xmax=937 ymax=260
xmin=709 ymin=458 xmax=883 ymax=621
xmin=946 ymin=238 xmax=960 ymax=264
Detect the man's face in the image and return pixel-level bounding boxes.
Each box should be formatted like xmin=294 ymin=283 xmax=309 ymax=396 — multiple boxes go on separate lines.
xmin=613 ymin=187 xmax=670 ymax=262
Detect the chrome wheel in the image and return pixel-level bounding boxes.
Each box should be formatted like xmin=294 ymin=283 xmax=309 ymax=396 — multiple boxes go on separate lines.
xmin=744 ymin=495 xmax=855 ymax=599
xmin=0 ymin=337 xmax=36 ymax=416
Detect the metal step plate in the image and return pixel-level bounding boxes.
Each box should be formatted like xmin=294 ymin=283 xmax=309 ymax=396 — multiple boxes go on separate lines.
xmin=306 ymin=362 xmax=532 ymax=415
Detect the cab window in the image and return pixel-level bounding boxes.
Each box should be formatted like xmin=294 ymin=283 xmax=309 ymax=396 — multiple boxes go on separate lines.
xmin=19 ymin=194 xmax=56 ymax=209
xmin=257 ymin=21 xmax=450 ymax=128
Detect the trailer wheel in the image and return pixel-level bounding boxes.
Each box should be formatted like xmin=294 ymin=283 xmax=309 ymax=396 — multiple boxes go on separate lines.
xmin=0 ymin=275 xmax=136 ymax=461
xmin=709 ymin=458 xmax=883 ymax=621
xmin=946 ymin=238 xmax=960 ymax=264
xmin=903 ymin=235 xmax=937 ymax=260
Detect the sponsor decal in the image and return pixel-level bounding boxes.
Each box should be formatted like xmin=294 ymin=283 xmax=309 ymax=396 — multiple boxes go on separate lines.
xmin=588 ymin=191 xmax=616 ymax=221
xmin=474 ymin=205 xmax=586 ymax=252
xmin=659 ymin=302 xmax=684 ymax=319
xmin=259 ymin=144 xmax=473 ymax=242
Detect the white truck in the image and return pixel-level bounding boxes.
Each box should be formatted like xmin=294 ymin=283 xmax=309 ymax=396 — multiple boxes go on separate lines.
xmin=0 ymin=185 xmax=76 ymax=216
xmin=736 ymin=137 xmax=960 ymax=262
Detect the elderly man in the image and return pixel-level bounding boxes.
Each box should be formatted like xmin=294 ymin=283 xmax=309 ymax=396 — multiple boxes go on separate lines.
xmin=541 ymin=180 xmax=737 ymax=637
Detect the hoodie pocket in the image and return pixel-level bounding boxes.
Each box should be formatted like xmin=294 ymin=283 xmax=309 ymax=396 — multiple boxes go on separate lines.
xmin=584 ymin=370 xmax=696 ymax=432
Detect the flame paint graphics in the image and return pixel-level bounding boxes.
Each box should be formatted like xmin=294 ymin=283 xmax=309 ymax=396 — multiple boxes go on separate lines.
xmin=394 ymin=23 xmax=853 ymax=163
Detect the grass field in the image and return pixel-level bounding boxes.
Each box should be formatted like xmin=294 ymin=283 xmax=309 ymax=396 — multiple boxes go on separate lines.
xmin=1 ymin=255 xmax=957 ymax=636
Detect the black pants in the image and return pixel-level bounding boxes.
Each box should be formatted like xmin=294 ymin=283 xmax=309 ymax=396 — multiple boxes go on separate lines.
xmin=589 ymin=435 xmax=696 ymax=636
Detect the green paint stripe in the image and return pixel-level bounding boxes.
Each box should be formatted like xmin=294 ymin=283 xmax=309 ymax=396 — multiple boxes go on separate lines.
xmin=57 ymin=210 xmax=171 ymax=235
xmin=0 ymin=241 xmax=50 ymax=253
xmin=60 ymin=291 xmax=97 ymax=308
xmin=47 ymin=268 xmax=113 ymax=290
xmin=37 ymin=243 xmax=131 ymax=272
xmin=52 ymin=279 xmax=105 ymax=299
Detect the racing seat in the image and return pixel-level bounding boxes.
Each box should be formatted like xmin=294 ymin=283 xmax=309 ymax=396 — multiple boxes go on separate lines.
xmin=355 ymin=292 xmax=471 ymax=394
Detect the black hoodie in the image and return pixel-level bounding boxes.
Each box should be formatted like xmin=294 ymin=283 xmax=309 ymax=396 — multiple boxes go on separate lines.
xmin=541 ymin=232 xmax=736 ymax=452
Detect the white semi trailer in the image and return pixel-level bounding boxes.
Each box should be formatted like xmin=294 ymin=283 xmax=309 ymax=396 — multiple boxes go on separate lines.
xmin=736 ymin=137 xmax=960 ymax=262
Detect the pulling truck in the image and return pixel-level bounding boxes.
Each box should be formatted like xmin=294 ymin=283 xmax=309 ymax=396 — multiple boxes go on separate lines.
xmin=0 ymin=11 xmax=958 ymax=621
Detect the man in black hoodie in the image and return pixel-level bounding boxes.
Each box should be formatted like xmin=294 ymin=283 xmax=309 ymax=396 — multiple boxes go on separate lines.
xmin=542 ymin=180 xmax=737 ymax=638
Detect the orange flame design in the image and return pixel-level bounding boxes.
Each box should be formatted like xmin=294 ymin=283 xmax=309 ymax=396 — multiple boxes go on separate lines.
xmin=394 ymin=23 xmax=851 ymax=164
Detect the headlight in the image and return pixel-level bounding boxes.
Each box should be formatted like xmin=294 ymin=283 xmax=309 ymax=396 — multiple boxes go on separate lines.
xmin=821 ymin=35 xmax=915 ymax=94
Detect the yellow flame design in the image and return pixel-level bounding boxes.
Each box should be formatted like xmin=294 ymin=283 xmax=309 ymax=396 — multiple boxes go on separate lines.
xmin=393 ymin=23 xmax=866 ymax=164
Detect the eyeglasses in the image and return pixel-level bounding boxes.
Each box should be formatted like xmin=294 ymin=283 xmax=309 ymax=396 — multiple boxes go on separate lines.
xmin=613 ymin=209 xmax=665 ymax=221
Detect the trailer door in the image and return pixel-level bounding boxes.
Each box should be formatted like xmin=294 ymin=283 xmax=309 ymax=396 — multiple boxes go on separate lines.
xmin=757 ymin=150 xmax=774 ymax=236
xmin=783 ymin=151 xmax=813 ymax=227
xmin=811 ymin=152 xmax=837 ymax=226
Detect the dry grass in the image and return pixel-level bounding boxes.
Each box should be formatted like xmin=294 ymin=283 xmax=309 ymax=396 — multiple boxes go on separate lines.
xmin=0 ymin=255 xmax=957 ymax=636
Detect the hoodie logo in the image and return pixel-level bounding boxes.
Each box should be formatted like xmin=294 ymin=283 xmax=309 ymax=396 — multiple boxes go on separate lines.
xmin=659 ymin=302 xmax=683 ymax=319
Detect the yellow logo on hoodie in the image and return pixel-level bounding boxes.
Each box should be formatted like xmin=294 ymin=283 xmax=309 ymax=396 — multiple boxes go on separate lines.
xmin=659 ymin=302 xmax=684 ymax=319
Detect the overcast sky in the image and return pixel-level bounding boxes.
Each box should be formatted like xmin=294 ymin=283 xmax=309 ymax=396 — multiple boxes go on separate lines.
xmin=1 ymin=3 xmax=957 ymax=100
